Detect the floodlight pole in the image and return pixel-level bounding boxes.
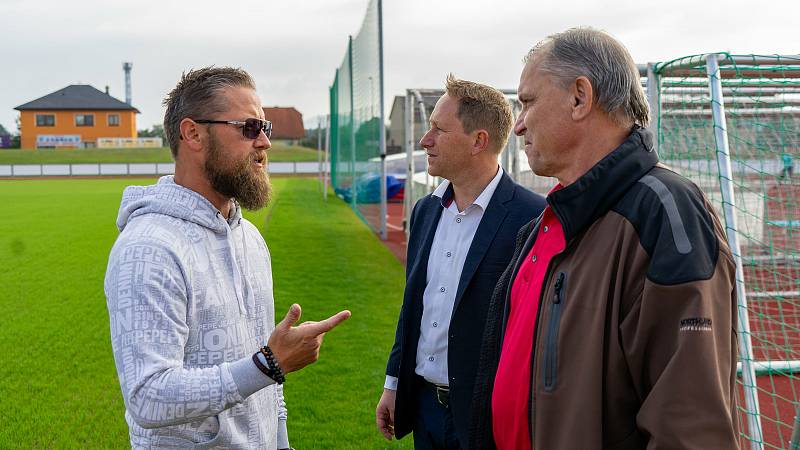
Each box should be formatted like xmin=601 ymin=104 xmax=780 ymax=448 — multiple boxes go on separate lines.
xmin=706 ymin=53 xmax=763 ymax=450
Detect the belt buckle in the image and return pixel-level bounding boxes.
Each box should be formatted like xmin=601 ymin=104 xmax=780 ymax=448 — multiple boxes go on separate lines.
xmin=435 ymin=385 xmax=449 ymax=407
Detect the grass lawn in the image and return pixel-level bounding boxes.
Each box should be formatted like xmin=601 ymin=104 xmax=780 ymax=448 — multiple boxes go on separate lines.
xmin=0 ymin=177 xmax=411 ymax=449
xmin=0 ymin=142 xmax=321 ymax=164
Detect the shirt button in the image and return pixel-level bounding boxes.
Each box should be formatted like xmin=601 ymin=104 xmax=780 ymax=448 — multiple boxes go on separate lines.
xmin=440 ymin=287 xmax=446 ymax=292
xmin=433 ymin=322 xmax=438 ymax=327
xmin=446 ymin=251 xmax=452 ymax=257
xmin=543 ymin=226 xmax=549 ymax=233
xmin=429 ymin=356 xmax=435 ymax=362
xmin=456 ymin=217 xmax=462 ymax=223
xmin=532 ymin=254 xmax=537 ymax=262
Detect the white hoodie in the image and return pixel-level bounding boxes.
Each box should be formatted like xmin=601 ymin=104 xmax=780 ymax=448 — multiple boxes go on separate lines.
xmin=105 ymin=176 xmax=289 ymax=449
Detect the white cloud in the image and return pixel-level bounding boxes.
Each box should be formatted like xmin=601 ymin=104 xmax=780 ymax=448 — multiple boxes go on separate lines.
xmin=1 ymin=0 xmax=798 ymax=134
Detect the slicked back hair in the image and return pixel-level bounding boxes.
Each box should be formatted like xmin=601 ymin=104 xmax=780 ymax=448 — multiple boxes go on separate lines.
xmin=163 ymin=67 xmax=256 ymax=159
xmin=445 ymin=74 xmax=514 ymax=154
xmin=526 ymin=27 xmax=650 ymax=128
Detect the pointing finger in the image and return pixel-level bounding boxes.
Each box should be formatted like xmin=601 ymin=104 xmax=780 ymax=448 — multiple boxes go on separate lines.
xmin=302 ymin=310 xmax=351 ymax=335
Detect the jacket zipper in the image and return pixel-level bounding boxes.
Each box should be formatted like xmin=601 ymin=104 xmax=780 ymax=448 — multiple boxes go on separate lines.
xmin=529 ymin=245 xmax=573 ymax=446
xmin=543 ymin=272 xmax=566 ymax=391
xmin=528 ymin=259 xmax=554 ymax=447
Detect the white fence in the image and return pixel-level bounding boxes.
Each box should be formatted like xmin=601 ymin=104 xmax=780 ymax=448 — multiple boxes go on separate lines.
xmin=0 ymin=161 xmax=328 ymax=177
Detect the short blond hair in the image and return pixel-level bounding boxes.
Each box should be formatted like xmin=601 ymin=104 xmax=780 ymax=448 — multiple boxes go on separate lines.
xmin=445 ymin=74 xmax=513 ymax=154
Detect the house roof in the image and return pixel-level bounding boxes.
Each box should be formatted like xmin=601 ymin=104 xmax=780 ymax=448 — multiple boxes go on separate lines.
xmin=263 ymin=107 xmax=304 ymax=140
xmin=14 ymin=85 xmax=140 ymax=112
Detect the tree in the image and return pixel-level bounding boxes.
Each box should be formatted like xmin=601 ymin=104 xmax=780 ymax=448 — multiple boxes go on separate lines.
xmin=138 ymin=124 xmax=165 ymax=139
xmin=0 ymin=123 xmax=8 ymax=136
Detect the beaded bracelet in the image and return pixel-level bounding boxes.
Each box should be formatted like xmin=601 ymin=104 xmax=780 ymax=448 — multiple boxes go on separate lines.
xmin=252 ymin=352 xmax=272 ymax=379
xmin=259 ymin=345 xmax=286 ymax=384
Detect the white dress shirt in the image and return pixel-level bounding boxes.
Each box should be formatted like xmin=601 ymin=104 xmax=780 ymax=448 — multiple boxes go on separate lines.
xmin=385 ymin=166 xmax=504 ymax=389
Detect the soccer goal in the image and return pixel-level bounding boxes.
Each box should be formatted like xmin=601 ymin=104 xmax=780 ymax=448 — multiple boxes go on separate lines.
xmin=649 ymin=53 xmax=800 ymax=450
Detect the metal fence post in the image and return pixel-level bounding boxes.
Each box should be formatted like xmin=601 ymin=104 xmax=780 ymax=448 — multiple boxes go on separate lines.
xmin=646 ymin=63 xmax=660 ymax=156
xmin=412 ymin=91 xmax=430 ymax=194
xmin=324 ymin=114 xmax=330 ymax=201
xmin=349 ymin=35 xmax=356 ymax=210
xmin=706 ymin=53 xmax=763 ymax=450
xmin=404 ymin=91 xmax=414 ymax=242
xmin=789 ymin=406 xmax=800 ymax=450
xmin=377 ymin=0 xmax=387 ymax=240
xmin=317 ymin=117 xmax=323 ymax=193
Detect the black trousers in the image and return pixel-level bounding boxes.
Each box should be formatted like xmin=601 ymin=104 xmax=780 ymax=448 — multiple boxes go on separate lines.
xmin=412 ymin=378 xmax=462 ymax=450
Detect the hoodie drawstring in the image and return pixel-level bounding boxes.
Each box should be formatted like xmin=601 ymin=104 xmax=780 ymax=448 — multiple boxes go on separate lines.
xmin=223 ymin=217 xmax=247 ymax=315
xmin=239 ymin=218 xmax=256 ymax=313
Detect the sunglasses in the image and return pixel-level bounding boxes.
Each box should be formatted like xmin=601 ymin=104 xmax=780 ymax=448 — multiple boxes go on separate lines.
xmin=194 ymin=118 xmax=273 ymax=139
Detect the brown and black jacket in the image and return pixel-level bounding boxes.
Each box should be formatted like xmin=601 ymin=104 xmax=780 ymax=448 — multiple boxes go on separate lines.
xmin=469 ymin=128 xmax=739 ymax=449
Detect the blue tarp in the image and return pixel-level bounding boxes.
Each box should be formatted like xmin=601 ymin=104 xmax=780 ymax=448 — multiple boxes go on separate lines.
xmin=336 ymin=173 xmax=404 ymax=203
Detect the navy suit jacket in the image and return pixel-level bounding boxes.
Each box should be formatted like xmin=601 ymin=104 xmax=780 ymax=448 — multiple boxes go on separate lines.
xmin=386 ymin=172 xmax=546 ymax=448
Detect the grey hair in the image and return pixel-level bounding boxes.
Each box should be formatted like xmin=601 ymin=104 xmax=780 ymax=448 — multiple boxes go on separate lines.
xmin=162 ymin=67 xmax=256 ymax=158
xmin=525 ymin=27 xmax=649 ymax=128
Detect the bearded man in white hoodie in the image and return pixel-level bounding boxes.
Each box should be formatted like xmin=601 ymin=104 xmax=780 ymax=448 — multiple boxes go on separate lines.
xmin=104 ymin=67 xmax=350 ymax=450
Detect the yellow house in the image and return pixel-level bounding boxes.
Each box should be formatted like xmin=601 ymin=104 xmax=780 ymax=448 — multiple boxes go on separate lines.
xmin=15 ymin=85 xmax=139 ymax=149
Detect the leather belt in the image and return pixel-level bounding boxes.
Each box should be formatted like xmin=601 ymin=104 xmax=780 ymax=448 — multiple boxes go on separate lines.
xmin=422 ymin=378 xmax=450 ymax=408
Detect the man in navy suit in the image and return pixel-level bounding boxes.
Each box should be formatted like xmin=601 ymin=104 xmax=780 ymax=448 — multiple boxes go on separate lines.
xmin=375 ymin=75 xmax=546 ymax=449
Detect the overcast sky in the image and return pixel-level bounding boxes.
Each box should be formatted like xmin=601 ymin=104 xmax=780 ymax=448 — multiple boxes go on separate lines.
xmin=1 ymin=0 xmax=798 ymax=134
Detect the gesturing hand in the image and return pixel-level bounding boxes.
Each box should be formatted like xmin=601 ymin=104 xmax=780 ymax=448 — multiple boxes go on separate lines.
xmin=267 ymin=304 xmax=351 ymax=374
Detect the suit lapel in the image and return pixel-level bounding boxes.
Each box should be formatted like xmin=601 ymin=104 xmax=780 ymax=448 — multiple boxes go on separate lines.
xmin=452 ymin=174 xmax=514 ymax=316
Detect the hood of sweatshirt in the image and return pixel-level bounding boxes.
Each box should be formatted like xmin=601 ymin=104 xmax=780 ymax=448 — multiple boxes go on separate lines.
xmin=115 ymin=175 xmax=253 ymax=313
xmin=116 ymin=175 xmax=242 ymax=233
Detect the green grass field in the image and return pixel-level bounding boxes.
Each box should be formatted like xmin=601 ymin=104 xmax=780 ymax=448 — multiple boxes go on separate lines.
xmin=0 ymin=177 xmax=411 ymax=449
xmin=0 ymin=143 xmax=321 ymax=164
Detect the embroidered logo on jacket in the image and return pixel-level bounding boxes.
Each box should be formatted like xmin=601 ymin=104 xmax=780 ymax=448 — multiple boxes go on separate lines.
xmin=680 ymin=317 xmax=712 ymax=332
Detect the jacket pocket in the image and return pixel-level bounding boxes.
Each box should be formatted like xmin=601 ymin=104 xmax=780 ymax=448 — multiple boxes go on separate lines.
xmin=543 ymin=272 xmax=566 ymax=392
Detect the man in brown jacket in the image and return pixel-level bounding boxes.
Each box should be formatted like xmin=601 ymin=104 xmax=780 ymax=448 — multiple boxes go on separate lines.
xmin=469 ymin=28 xmax=740 ymax=449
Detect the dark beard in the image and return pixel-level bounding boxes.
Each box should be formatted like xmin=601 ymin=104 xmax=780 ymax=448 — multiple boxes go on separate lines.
xmin=204 ymin=133 xmax=271 ymax=211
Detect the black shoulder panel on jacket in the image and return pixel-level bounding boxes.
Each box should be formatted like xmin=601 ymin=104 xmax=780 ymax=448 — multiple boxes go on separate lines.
xmin=612 ymin=167 xmax=719 ymax=285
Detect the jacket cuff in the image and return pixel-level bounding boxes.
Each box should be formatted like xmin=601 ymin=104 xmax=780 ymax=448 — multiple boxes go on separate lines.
xmin=384 ymin=375 xmax=398 ymax=390
xmin=229 ymin=354 xmax=276 ymax=398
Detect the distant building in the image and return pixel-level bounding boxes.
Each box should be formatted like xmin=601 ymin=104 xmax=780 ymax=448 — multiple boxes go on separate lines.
xmin=386 ymin=94 xmax=439 ymax=155
xmin=387 ymin=93 xmax=519 ymax=156
xmin=263 ymin=107 xmax=304 ymax=142
xmin=15 ymin=85 xmax=139 ymax=149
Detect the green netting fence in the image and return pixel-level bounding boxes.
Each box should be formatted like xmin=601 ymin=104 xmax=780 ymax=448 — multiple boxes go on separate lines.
xmin=328 ymin=0 xmax=387 ymax=238
xmin=650 ymin=53 xmax=800 ymax=450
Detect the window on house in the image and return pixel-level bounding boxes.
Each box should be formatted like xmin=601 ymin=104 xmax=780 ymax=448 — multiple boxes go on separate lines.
xmin=108 ymin=114 xmax=120 ymax=127
xmin=36 ymin=114 xmax=55 ymax=127
xmin=76 ymin=114 xmax=94 ymax=127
